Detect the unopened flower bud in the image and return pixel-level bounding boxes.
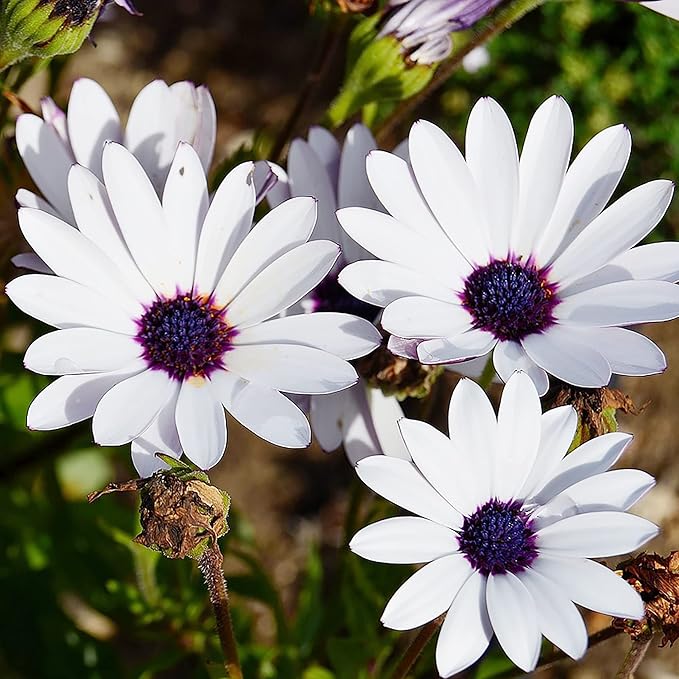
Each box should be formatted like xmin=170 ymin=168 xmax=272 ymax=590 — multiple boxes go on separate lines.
xmin=89 ymin=455 xmax=231 ymax=561
xmin=0 ymin=0 xmax=104 ymax=69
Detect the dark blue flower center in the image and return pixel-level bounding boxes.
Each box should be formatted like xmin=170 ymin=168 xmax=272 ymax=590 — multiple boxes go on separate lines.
xmin=460 ymin=258 xmax=558 ymax=342
xmin=311 ymin=268 xmax=378 ymax=322
xmin=136 ymin=294 xmax=235 ymax=381
xmin=458 ymin=499 xmax=537 ymax=575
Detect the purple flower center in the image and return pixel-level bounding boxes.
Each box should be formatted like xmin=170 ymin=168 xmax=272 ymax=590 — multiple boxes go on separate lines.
xmin=460 ymin=258 xmax=559 ymax=342
xmin=311 ymin=267 xmax=378 ymax=322
xmin=136 ymin=294 xmax=235 ymax=381
xmin=458 ymin=499 xmax=537 ymax=575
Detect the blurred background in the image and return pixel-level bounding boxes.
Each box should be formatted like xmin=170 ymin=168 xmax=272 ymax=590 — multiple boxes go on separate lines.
xmin=0 ymin=0 xmax=679 ymax=677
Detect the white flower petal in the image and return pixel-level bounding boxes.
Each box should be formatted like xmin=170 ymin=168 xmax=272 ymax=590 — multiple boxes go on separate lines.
xmin=408 ymin=120 xmax=487 ymax=264
xmin=493 ymin=340 xmax=549 ymax=396
xmin=513 ymin=96 xmax=573 ymax=255
xmin=532 ymin=431 xmax=633 ymax=505
xmin=24 ymin=328 xmax=141 ymax=375
xmin=521 ymin=324 xmax=611 ymax=388
xmin=16 ymin=187 xmax=61 ymax=217
xmin=381 ymin=296 xmax=471 ymax=339
xmin=356 ymin=456 xmax=461 ymax=528
xmin=417 ymin=329 xmax=497 ymax=365
xmin=518 ymin=568 xmax=587 ymax=661
xmin=436 ymin=572 xmax=492 ymax=678
xmin=102 ymin=143 xmax=175 ymax=295
xmin=194 ymin=162 xmax=256 ymax=294
xmin=27 ymin=363 xmax=145 ymax=430
xmin=225 ymin=343 xmax=356 ymax=394
xmin=350 ymin=517 xmax=459 ymax=564
xmin=175 ymin=378 xmax=226 ymax=469
xmin=234 ymin=312 xmax=380 ymax=360
xmin=226 ymin=241 xmax=340 ymax=328
xmin=162 ymin=142 xmax=209 ymax=290
xmin=640 ymin=0 xmax=679 ymax=19
xmin=341 ymin=386 xmax=383 ymax=463
xmin=338 ymin=260 xmax=458 ymax=308
xmin=536 ymin=124 xmax=631 ymax=264
xmin=608 ymin=241 xmax=679 ymax=283
xmin=494 ymin=371 xmax=542 ymax=500
xmin=401 ymin=419 xmax=485 ymax=516
xmin=213 ymin=196 xmax=317 ymax=305
xmin=531 ymin=555 xmax=644 ymax=619
xmin=366 ymin=387 xmax=411 ymax=460
xmin=11 ymin=252 xmax=52 ymax=273
xmin=210 ymin=370 xmax=311 ymax=448
xmin=558 ymin=280 xmax=679 ymax=326
xmin=92 ymin=370 xmax=177 ymax=445
xmin=265 ymin=163 xmax=291 ymax=208
xmin=6 ymin=274 xmax=137 ymax=334
xmin=310 ymin=390 xmax=346 ymax=452
xmin=16 ymin=113 xmax=74 ymax=222
xmin=536 ymin=511 xmax=658 ymax=557
xmin=486 ymin=572 xmax=541 ymax=672
xmin=465 ymin=97 xmax=519 ymax=256
xmin=382 ymin=554 xmax=473 ymax=630
xmin=308 ymin=126 xmax=341 ymax=188
xmin=551 ymin=180 xmax=674 ymax=285
xmin=67 ymin=78 xmax=122 ymax=179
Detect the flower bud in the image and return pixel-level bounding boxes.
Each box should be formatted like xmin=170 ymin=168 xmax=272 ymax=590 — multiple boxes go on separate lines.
xmin=0 ymin=0 xmax=104 ymax=70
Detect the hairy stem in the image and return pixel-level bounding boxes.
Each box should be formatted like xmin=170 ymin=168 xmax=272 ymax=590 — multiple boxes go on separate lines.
xmin=389 ymin=616 xmax=443 ymax=679
xmin=375 ymin=0 xmax=546 ymax=144
xmin=615 ymin=631 xmax=654 ymax=679
xmin=198 ymin=545 xmax=242 ymax=679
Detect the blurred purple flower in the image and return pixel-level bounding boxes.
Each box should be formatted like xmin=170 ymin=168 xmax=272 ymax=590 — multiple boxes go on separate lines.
xmin=110 ymin=0 xmax=142 ymax=15
xmin=379 ymin=0 xmax=503 ymax=64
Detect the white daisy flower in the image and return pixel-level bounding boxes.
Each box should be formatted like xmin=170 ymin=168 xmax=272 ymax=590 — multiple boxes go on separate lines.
xmin=268 ymin=124 xmax=410 ymax=464
xmin=350 ymin=371 xmax=657 ymax=676
xmin=338 ymin=96 xmax=679 ymax=396
xmin=15 ymin=77 xmax=216 ymax=228
xmin=7 ymin=142 xmax=381 ymax=475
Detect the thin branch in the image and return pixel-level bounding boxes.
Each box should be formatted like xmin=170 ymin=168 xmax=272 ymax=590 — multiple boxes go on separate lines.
xmin=389 ymin=616 xmax=443 ymax=679
xmin=615 ymin=631 xmax=655 ymax=679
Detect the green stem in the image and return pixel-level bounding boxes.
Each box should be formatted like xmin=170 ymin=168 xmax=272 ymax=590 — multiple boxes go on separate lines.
xmin=389 ymin=616 xmax=443 ymax=679
xmin=375 ymin=0 xmax=547 ymax=144
xmin=477 ymin=355 xmax=496 ymax=391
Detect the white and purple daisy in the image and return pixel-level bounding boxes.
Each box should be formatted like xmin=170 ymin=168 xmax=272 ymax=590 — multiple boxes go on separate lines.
xmin=338 ymin=95 xmax=679 ymax=395
xmin=7 ymin=142 xmax=381 ymax=475
xmin=351 ymin=371 xmax=657 ymax=676
xmin=268 ymin=124 xmax=410 ymax=463
xmin=379 ymin=0 xmax=503 ymax=64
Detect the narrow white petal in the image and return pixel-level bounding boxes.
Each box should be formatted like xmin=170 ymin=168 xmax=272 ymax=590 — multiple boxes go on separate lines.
xmin=341 ymin=386 xmax=383 ymax=462
xmin=308 ymin=126 xmax=341 ymax=188
xmin=417 ymin=329 xmax=497 ymax=365
xmin=466 ymin=97 xmax=519 ymax=256
xmin=514 ymin=96 xmax=573 ymax=254
xmin=356 ymin=456 xmax=461 ymax=528
xmin=226 ymin=241 xmax=339 ymax=328
xmin=486 ymin=573 xmax=541 ymax=672
xmin=608 ymin=241 xmax=679 ymax=283
xmin=338 ymin=260 xmax=458 ymax=308
xmin=521 ymin=324 xmax=611 ymax=388
xmin=493 ymin=340 xmax=549 ymax=396
xmin=25 ymin=328 xmax=141 ymax=375
xmin=537 ymin=511 xmax=658 ymax=557
xmin=213 ymin=197 xmax=317 ymax=305
xmin=640 ymin=0 xmax=679 ymax=20
xmin=408 ymin=120 xmax=488 ymax=264
xmin=366 ymin=387 xmax=411 ymax=460
xmin=225 ymin=343 xmax=356 ymax=394
xmin=11 ymin=252 xmax=52 ymax=273
xmin=6 ymin=274 xmax=137 ymax=334
xmin=493 ymin=371 xmax=542 ymax=500
xmin=551 ymin=180 xmax=674 ymax=284
xmin=211 ymin=370 xmax=311 ymax=448
xmin=67 ymin=78 xmax=122 ymax=179
xmin=194 ymin=162 xmax=256 ymax=294
xmin=382 ymin=554 xmax=473 ymax=630
xmin=311 ymin=391 xmax=346 ymax=452
xmin=175 ymin=379 xmax=226 ymax=469
xmin=234 ymin=313 xmax=381 ymax=360
xmin=27 ymin=363 xmax=145 ymax=430
xmin=518 ymin=569 xmax=587 ymax=661
xmin=16 ymin=187 xmax=61 ymax=217
xmin=350 ymin=517 xmax=459 ymax=564
xmin=381 ymin=296 xmax=471 ymax=339
xmin=162 ymin=142 xmax=209 ymax=290
xmin=92 ymin=370 xmax=177 ymax=445
xmin=436 ymin=572 xmax=492 ymax=678
xmin=532 ymin=555 xmax=645 ymax=619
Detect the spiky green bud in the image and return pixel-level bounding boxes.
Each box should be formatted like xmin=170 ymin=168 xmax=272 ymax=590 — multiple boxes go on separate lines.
xmin=0 ymin=0 xmax=104 ymax=70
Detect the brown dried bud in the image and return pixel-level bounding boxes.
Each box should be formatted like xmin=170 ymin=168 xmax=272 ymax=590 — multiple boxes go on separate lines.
xmin=354 ymin=344 xmax=443 ymax=400
xmin=88 ymin=456 xmax=230 ymax=560
xmin=613 ymin=552 xmax=679 ymax=647
xmin=542 ymin=380 xmax=645 ymax=448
